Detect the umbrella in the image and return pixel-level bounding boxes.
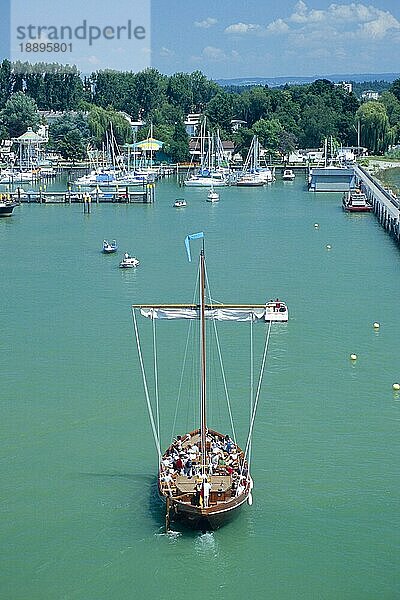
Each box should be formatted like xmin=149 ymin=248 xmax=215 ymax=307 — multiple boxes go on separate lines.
xmin=134 ymin=137 xmax=164 ymax=151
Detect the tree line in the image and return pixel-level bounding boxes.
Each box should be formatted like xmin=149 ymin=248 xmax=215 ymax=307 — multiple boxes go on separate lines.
xmin=0 ymin=59 xmax=400 ymax=161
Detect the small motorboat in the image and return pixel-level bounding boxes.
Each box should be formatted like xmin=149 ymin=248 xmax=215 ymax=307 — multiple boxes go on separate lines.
xmin=264 ymin=299 xmax=289 ymax=322
xmin=207 ymin=189 xmax=219 ymax=202
xmin=102 ymin=239 xmax=118 ymax=253
xmin=119 ymin=252 xmax=140 ymax=268
xmin=342 ymin=189 xmax=372 ymax=212
xmin=173 ymin=198 xmax=187 ymax=208
xmin=0 ymin=196 xmax=17 ymax=217
xmin=282 ymin=169 xmax=295 ymax=181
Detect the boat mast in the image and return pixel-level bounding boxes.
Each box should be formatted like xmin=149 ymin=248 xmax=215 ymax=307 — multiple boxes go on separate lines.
xmin=199 ymin=247 xmax=207 ymax=476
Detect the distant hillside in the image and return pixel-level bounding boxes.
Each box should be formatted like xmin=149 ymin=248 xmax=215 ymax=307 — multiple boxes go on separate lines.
xmin=216 ymin=73 xmax=400 ymax=87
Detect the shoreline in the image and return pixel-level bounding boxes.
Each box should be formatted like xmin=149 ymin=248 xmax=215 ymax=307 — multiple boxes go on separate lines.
xmin=361 ymin=159 xmax=400 ymax=195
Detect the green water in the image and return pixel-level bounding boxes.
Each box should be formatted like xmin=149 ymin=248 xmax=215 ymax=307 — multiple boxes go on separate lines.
xmin=1 ymin=176 xmax=399 ymax=600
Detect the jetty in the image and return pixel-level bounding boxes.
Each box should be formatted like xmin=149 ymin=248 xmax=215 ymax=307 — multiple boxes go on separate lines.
xmin=11 ymin=184 xmax=156 ymax=204
xmin=354 ymin=164 xmax=400 ymax=242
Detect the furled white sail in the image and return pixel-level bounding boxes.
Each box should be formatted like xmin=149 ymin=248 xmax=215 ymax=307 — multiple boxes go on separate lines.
xmin=141 ymin=307 xmax=267 ymax=321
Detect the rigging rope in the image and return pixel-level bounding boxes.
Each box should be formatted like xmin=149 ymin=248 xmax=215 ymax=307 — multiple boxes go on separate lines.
xmin=204 ymin=264 xmax=237 ymax=443
xmin=238 ymin=320 xmax=273 ymax=491
xmin=131 ymin=307 xmax=161 ymax=461
xmin=152 ymin=314 xmax=160 ymax=447
xmin=170 ymin=268 xmax=200 ymax=443
xmin=248 ymin=316 xmax=254 ymax=471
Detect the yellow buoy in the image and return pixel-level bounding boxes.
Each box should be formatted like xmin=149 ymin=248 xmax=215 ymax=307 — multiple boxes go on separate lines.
xmin=350 ymin=353 xmax=357 ymax=360
xmin=393 ymin=383 xmax=400 ymax=391
xmin=373 ymin=322 xmax=380 ymax=329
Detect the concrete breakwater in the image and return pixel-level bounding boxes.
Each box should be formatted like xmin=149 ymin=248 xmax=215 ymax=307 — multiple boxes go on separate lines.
xmin=354 ymin=164 xmax=400 ymax=243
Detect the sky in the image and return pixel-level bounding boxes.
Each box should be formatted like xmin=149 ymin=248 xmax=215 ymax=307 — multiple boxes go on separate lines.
xmin=0 ymin=0 xmax=400 ymax=79
xmin=152 ymin=0 xmax=400 ymax=79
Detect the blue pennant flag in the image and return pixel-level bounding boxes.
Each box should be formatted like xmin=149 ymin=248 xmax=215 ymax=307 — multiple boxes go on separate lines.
xmin=184 ymin=232 xmax=204 ymax=262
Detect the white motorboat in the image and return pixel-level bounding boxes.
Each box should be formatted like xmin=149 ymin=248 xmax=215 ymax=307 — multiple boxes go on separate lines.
xmin=174 ymin=198 xmax=187 ymax=208
xmin=264 ymin=299 xmax=289 ymax=322
xmin=282 ymin=169 xmax=295 ymax=181
xmin=0 ymin=197 xmax=17 ymax=217
xmin=119 ymin=253 xmax=140 ymax=268
xmin=102 ymin=239 xmax=118 ymax=253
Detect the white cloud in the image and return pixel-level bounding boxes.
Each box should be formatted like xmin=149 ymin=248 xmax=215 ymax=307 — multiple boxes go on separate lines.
xmin=191 ymin=46 xmax=241 ymax=64
xmin=194 ymin=17 xmax=217 ymax=29
xmin=358 ymin=10 xmax=400 ymax=39
xmin=202 ymin=46 xmax=227 ymax=61
xmin=268 ymin=2 xmax=400 ymax=42
xmin=266 ymin=19 xmax=290 ymax=34
xmin=160 ymin=46 xmax=174 ymax=58
xmin=224 ymin=22 xmax=262 ymax=35
xmin=87 ymin=55 xmax=101 ymax=65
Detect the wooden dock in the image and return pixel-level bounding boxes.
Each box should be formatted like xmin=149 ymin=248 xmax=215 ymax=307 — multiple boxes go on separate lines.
xmin=12 ymin=184 xmax=156 ymax=204
xmin=354 ymin=164 xmax=400 ymax=243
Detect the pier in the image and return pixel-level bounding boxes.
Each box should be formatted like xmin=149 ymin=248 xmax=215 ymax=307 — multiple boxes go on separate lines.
xmin=354 ymin=164 xmax=400 ymax=242
xmin=10 ymin=184 xmax=155 ymax=204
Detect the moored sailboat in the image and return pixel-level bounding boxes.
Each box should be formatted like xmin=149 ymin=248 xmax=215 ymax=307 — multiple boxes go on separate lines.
xmin=132 ymin=233 xmax=287 ymax=531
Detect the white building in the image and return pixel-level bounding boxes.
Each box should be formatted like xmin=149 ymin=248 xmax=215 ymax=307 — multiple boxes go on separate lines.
xmin=335 ymin=81 xmax=353 ymax=94
xmin=230 ymin=119 xmax=246 ymax=131
xmin=361 ymin=90 xmax=379 ymax=101
xmin=184 ymin=113 xmax=202 ymax=137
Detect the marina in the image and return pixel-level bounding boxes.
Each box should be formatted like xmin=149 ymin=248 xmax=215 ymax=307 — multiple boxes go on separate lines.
xmin=1 ymin=174 xmax=399 ymax=599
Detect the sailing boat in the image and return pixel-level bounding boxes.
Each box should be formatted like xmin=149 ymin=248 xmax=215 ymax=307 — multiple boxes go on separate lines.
xmin=132 ymin=233 xmax=288 ymax=531
xmin=184 ymin=121 xmax=228 ymax=187
xmin=236 ymin=136 xmax=273 ymax=186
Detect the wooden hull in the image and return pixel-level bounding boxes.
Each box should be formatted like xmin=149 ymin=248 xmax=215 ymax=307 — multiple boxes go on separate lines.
xmin=159 ymin=427 xmax=251 ymax=531
xmin=163 ymin=493 xmax=249 ymax=530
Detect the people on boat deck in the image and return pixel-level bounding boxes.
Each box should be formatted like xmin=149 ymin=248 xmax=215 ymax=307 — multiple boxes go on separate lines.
xmin=173 ymin=435 xmax=183 ymax=451
xmin=202 ymin=479 xmax=212 ymax=508
xmin=173 ymin=456 xmax=184 ymax=474
xmin=160 ymin=432 xmax=247 ymax=501
xmin=183 ymin=458 xmax=193 ymax=477
xmin=191 ymin=483 xmax=201 ymax=506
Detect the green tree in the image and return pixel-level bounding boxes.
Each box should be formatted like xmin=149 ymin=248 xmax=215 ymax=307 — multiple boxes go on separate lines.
xmin=277 ymin=130 xmax=297 ymax=160
xmin=49 ymin=112 xmax=91 ymax=160
xmin=0 ymin=92 xmax=40 ymax=137
xmin=389 ymin=78 xmax=400 ymax=103
xmin=205 ymin=91 xmax=235 ymax=131
xmin=0 ymin=60 xmax=12 ymax=109
xmin=239 ymin=87 xmax=272 ymax=126
xmin=87 ymin=105 xmax=132 ymax=147
xmin=356 ymin=101 xmax=393 ymax=154
xmin=252 ymin=118 xmax=284 ymax=156
xmin=133 ymin=68 xmax=167 ymax=117
xmin=92 ymin=70 xmax=140 ymax=117
xmin=189 ymin=71 xmax=219 ymax=111
xmin=166 ymin=120 xmax=189 ymax=162
xmin=166 ymin=73 xmax=194 ymax=114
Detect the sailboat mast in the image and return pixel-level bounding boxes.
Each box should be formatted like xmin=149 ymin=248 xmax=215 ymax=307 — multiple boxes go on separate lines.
xmin=199 ymin=248 xmax=207 ymax=475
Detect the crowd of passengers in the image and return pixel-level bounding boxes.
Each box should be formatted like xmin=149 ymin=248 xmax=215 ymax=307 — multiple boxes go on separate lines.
xmin=160 ymin=432 xmax=246 ymax=489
